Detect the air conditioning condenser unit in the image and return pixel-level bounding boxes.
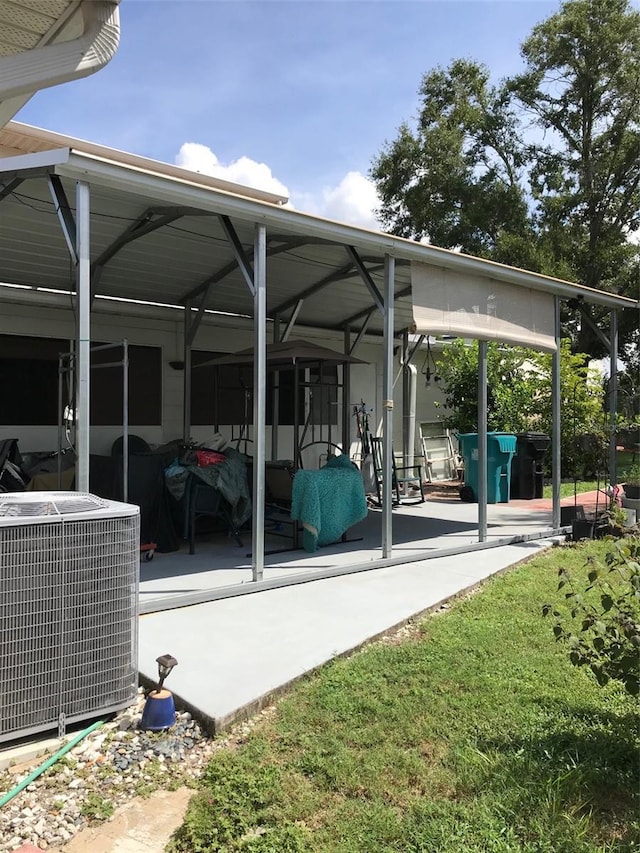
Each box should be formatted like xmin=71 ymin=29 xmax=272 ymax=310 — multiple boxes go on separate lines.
xmin=0 ymin=491 xmax=139 ymax=743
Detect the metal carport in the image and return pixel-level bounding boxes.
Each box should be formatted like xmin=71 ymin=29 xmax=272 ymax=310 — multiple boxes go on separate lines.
xmin=0 ymin=121 xmax=636 ymax=609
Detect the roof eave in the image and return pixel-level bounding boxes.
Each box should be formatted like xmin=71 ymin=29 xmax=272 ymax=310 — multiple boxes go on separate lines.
xmin=2 ymin=148 xmax=636 ymax=313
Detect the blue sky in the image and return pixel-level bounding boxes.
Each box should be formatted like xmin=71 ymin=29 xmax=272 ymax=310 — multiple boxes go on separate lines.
xmin=18 ymin=0 xmax=563 ymax=226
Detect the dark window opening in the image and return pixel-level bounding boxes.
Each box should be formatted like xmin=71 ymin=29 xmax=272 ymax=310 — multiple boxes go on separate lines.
xmin=191 ymin=351 xmax=252 ymax=426
xmin=91 ymin=343 xmax=162 ymax=426
xmin=0 ymin=335 xmax=68 ymax=426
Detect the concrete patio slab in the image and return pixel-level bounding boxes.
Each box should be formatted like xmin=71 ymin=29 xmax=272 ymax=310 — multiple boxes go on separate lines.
xmin=139 ymin=535 xmax=559 ymax=732
xmin=138 ymin=490 xmax=561 ymax=612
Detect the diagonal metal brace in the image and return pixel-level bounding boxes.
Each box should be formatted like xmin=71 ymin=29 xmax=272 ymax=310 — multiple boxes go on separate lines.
xmin=574 ymin=301 xmax=610 ymax=349
xmin=219 ymin=214 xmax=255 ymax=296
xmin=0 ymin=176 xmax=23 ymax=204
xmin=346 ymin=246 xmax=384 ymax=313
xmin=48 ymin=175 xmax=77 ymax=265
xmin=91 ymin=208 xmax=191 ymax=296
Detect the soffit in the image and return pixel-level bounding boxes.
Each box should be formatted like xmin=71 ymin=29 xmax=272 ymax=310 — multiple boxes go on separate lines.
xmin=0 ymin=1 xmax=78 ymax=58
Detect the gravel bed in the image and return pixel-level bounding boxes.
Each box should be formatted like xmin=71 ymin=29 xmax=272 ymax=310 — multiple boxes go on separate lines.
xmin=0 ymin=689 xmax=270 ymax=852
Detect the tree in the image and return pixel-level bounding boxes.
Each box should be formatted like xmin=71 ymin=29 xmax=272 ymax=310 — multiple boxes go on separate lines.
xmin=371 ymin=59 xmax=533 ymax=260
xmin=434 ymin=339 xmax=605 ymax=477
xmin=371 ymin=0 xmax=640 ymax=360
xmin=512 ymin=0 xmax=640 ymax=356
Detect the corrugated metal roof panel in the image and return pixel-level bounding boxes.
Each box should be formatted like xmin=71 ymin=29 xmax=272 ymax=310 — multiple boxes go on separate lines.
xmin=0 ymin=144 xmax=635 ymax=346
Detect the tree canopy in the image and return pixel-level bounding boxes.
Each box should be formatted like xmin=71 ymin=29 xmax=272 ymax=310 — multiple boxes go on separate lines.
xmin=371 ymin=0 xmax=640 ymax=360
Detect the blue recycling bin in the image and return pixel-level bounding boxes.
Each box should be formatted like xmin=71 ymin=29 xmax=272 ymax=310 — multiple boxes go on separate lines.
xmin=457 ymin=432 xmax=517 ymax=503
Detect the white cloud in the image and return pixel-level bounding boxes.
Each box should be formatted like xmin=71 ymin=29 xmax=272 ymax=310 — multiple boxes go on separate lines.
xmin=175 ymin=142 xmax=381 ymax=229
xmin=175 ymin=142 xmax=290 ymax=199
xmin=292 ymin=171 xmax=381 ymax=230
xmin=319 ymin=171 xmax=381 ymax=230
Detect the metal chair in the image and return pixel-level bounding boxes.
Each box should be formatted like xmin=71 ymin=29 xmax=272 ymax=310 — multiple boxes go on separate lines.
xmin=369 ymin=437 xmax=425 ymax=506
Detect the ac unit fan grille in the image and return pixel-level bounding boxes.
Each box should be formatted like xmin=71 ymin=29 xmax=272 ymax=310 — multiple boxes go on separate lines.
xmin=0 ymin=492 xmax=108 ymax=519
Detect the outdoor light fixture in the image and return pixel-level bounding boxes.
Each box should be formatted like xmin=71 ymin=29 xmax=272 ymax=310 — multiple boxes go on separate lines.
xmin=421 ymin=339 xmax=439 ymax=388
xmin=155 ymin=653 xmax=178 ymax=692
xmin=140 ymin=653 xmax=179 ymax=731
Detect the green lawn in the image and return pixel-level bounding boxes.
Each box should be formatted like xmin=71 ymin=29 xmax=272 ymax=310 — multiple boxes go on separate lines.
xmin=543 ymin=480 xmax=599 ymax=499
xmin=540 ymin=450 xmax=638 ymax=499
xmin=170 ymin=541 xmax=639 ymax=853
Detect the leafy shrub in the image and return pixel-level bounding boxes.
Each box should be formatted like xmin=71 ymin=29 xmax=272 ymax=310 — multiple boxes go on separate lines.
xmin=543 ymin=537 xmax=640 ymax=695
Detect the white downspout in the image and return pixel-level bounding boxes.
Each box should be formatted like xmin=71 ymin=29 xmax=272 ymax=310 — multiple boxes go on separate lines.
xmin=405 ymin=363 xmax=417 ymax=468
xmin=0 ymin=2 xmax=120 ymax=101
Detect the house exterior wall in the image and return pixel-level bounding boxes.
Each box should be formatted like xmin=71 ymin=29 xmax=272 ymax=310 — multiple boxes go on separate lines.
xmin=0 ymin=294 xmax=441 ymax=464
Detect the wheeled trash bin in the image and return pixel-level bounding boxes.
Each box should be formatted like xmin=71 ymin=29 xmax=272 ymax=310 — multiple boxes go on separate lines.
xmin=510 ymin=433 xmax=551 ymax=500
xmin=457 ymin=432 xmax=517 ymax=503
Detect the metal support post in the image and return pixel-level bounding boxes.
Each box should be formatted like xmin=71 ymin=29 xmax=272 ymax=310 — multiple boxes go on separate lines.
xmin=477 ymin=340 xmax=488 ymax=541
xmin=343 ymin=327 xmax=351 ymax=456
xmin=123 ymin=340 xmax=129 ymax=500
xmin=401 ymin=329 xmax=409 ymax=467
xmin=252 ymin=224 xmax=267 ymax=582
xmin=609 ymin=309 xmax=618 ymax=487
xmin=182 ymin=303 xmax=192 ymax=443
xmin=271 ymin=317 xmax=280 ymax=461
xmin=75 ymin=181 xmax=91 ymax=493
xmin=382 ymin=254 xmax=395 ymax=558
xmin=552 ymin=297 xmax=561 ymax=528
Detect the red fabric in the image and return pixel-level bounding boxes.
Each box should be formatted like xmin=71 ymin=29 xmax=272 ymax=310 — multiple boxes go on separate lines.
xmin=196 ymin=449 xmax=226 ymax=467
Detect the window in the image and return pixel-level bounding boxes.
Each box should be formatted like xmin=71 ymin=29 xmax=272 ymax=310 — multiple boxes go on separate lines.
xmin=91 ymin=343 xmax=162 ymax=426
xmin=0 ymin=334 xmax=67 ymax=425
xmin=190 ymin=351 xmax=251 ymax=426
xmin=0 ymin=335 xmax=162 ymax=427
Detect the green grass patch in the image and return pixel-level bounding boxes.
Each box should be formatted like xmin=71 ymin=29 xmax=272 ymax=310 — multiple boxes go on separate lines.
xmin=543 ymin=481 xmax=598 ymax=499
xmin=170 ymin=541 xmax=639 ymax=853
xmin=542 ymin=451 xmax=637 ymax=498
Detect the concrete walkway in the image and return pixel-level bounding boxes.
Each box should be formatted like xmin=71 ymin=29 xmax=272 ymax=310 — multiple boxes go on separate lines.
xmin=138 ymin=533 xmax=559 ymax=732
xmin=48 ymin=789 xmax=192 ymax=853
xmin=137 ymin=487 xmax=600 ymax=731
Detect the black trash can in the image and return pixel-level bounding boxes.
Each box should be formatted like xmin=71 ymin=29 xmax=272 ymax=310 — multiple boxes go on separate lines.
xmin=511 ymin=433 xmax=551 ymax=499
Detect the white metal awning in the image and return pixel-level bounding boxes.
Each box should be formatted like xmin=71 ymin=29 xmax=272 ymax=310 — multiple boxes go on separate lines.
xmin=0 ymin=123 xmax=635 ymax=343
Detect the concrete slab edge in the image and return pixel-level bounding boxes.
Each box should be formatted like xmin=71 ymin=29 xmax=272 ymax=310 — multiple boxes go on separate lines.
xmin=141 ymin=538 xmax=561 ymax=736
xmin=140 ymin=527 xmax=570 ymax=615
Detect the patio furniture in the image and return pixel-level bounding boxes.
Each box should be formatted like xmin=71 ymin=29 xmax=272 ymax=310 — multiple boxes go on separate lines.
xmin=187 ymin=477 xmax=243 ymax=554
xmin=290 ymin=455 xmax=368 ymax=552
xmin=164 ymin=447 xmax=251 ymax=555
xmin=418 ymin=424 xmax=460 ymax=482
xmin=369 ymin=436 xmax=426 ymax=506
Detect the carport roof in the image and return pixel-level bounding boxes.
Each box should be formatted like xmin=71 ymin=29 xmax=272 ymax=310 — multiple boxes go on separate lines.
xmin=0 ymin=122 xmax=636 ymax=341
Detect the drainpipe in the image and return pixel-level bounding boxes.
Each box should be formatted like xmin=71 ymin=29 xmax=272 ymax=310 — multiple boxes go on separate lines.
xmin=404 ymin=364 xmax=417 ymax=469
